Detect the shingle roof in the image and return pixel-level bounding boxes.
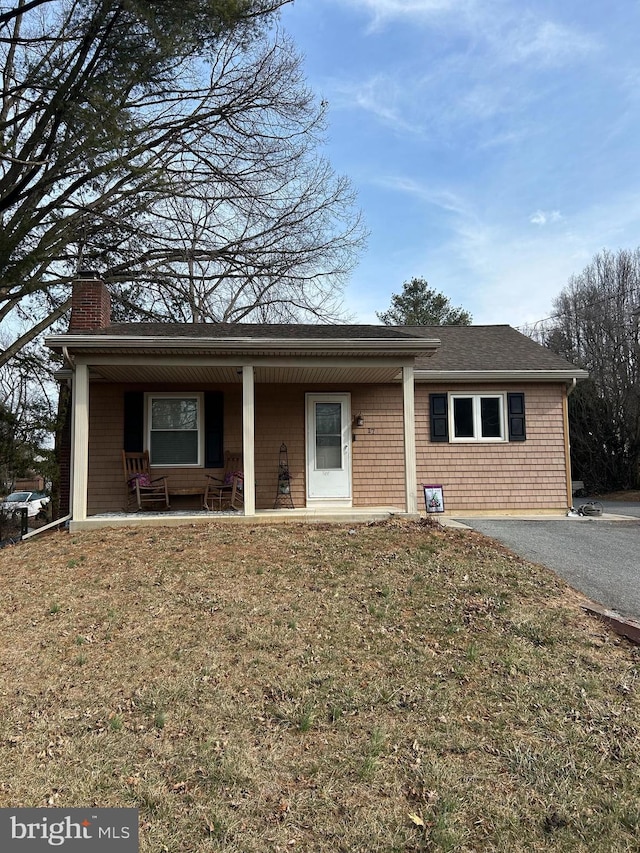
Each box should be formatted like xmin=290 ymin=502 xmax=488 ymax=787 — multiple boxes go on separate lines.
xmin=61 ymin=322 xmax=583 ymax=374
xmin=407 ymin=325 xmax=582 ymax=372
xmin=92 ymin=322 xmax=423 ymax=341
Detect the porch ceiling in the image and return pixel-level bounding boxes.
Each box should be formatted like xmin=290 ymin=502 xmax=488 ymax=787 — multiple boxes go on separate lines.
xmin=89 ymin=363 xmax=404 ymax=384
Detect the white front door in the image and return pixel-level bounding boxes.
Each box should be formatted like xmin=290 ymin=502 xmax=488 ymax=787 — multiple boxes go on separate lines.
xmin=306 ymin=393 xmax=352 ymax=505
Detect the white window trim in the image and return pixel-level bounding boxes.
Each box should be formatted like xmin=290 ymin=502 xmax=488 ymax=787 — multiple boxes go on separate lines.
xmin=449 ymin=393 xmax=507 ymax=442
xmin=145 ymin=392 xmax=204 ymax=467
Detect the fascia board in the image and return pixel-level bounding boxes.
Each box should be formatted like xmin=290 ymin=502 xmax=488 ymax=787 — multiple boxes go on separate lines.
xmin=415 ymin=369 xmax=590 ymax=382
xmin=45 ymin=334 xmax=441 ymax=355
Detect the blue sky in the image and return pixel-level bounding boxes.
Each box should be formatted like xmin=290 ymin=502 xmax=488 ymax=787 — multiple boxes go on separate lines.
xmin=280 ymin=0 xmax=640 ymax=328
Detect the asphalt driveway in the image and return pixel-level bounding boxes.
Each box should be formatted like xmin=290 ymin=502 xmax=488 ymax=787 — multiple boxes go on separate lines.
xmin=457 ymin=505 xmax=640 ymax=622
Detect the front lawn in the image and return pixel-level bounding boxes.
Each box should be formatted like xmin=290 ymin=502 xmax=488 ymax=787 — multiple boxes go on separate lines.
xmin=0 ymin=520 xmax=637 ymax=851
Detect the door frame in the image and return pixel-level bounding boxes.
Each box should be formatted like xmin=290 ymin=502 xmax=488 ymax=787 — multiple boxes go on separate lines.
xmin=305 ymin=392 xmax=352 ymax=507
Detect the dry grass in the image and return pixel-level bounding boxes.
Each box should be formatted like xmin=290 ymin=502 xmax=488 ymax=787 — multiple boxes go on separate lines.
xmin=0 ymin=519 xmax=638 ymax=852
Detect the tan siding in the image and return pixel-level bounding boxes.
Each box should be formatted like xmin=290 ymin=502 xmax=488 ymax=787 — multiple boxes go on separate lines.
xmin=86 ymin=379 xmax=569 ymax=516
xmin=416 ymin=383 xmax=569 ymax=511
xmin=254 ymin=385 xmax=306 ymax=510
xmin=87 ymin=382 xmax=408 ymax=514
xmin=88 ymin=384 xmax=128 ymax=514
xmin=351 ymin=385 xmax=405 ymax=507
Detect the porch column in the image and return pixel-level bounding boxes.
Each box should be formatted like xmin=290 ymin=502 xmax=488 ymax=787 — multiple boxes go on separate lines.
xmin=71 ymin=362 xmax=89 ymax=521
xmin=242 ymin=365 xmax=256 ymax=516
xmin=402 ymin=365 xmax=418 ymax=514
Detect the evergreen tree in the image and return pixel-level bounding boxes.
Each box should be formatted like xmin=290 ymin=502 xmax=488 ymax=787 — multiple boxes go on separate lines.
xmin=377 ymin=278 xmax=472 ymax=326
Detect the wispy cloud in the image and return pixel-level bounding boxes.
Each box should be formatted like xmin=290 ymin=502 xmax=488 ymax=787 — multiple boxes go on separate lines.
xmin=530 ymin=210 xmax=563 ymax=226
xmin=352 ymin=180 xmax=640 ymax=326
xmin=337 ymin=0 xmax=598 ymax=70
xmin=494 ymin=18 xmax=598 ymax=69
xmin=321 ymin=0 xmax=597 ymax=147
xmin=330 ymin=75 xmax=421 ymax=134
xmin=374 ymin=175 xmax=473 ymax=218
xmin=328 ymin=60 xmax=533 ymax=145
xmin=341 ymin=0 xmax=465 ymax=28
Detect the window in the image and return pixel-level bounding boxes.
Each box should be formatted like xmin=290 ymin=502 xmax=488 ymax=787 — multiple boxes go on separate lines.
xmin=430 ymin=392 xmax=526 ymax=443
xmin=315 ymin=402 xmax=343 ymax=469
xmin=147 ymin=393 xmax=203 ymax=466
xmin=450 ymin=394 xmax=505 ymax=441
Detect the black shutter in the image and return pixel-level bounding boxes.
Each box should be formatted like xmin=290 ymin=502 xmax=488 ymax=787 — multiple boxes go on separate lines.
xmin=204 ymin=391 xmax=224 ymax=468
xmin=507 ymin=392 xmax=526 ymax=441
xmin=123 ymin=391 xmax=144 ymax=452
xmin=430 ymin=393 xmax=449 ymax=442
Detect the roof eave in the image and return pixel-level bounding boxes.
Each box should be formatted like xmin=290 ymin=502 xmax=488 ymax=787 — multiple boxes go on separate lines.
xmin=415 ymin=369 xmax=590 ymax=382
xmin=45 ymin=334 xmax=441 ymax=356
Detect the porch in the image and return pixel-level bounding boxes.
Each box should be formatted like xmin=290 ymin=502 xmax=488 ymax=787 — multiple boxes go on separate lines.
xmin=45 ymin=304 xmax=442 ymax=525
xmin=66 ymin=364 xmax=423 ymax=523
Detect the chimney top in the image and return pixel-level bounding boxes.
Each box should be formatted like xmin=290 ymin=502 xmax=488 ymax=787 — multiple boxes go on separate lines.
xmin=69 ymin=274 xmax=111 ymax=332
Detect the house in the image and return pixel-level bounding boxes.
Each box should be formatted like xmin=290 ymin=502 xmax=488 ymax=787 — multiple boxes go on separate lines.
xmin=45 ymin=274 xmax=588 ymax=530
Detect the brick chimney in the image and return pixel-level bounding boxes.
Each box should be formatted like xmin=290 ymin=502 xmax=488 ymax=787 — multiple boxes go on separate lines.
xmin=69 ymin=271 xmax=111 ymax=332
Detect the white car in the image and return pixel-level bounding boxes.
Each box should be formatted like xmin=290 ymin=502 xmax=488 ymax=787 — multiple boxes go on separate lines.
xmin=1 ymin=491 xmax=50 ymax=518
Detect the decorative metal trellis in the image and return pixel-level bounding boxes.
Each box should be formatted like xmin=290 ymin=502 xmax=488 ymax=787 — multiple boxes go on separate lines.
xmin=273 ymin=443 xmax=294 ymax=509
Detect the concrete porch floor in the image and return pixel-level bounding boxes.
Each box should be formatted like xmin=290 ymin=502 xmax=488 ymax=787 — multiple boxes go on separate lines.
xmin=69 ymin=506 xmax=416 ymax=531
xmin=66 ymin=506 xmax=581 ymax=532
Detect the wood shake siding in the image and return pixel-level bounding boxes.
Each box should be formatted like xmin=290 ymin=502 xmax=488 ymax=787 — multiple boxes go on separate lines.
xmin=417 ymin=383 xmax=569 ymax=511
xmin=88 ymin=384 xmax=124 ymax=514
xmin=254 ymin=385 xmax=306 ymax=510
xmin=351 ymin=385 xmax=405 ymax=507
xmin=86 ymin=379 xmax=569 ymax=516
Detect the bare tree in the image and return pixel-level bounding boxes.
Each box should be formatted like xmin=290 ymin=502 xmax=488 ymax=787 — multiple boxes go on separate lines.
xmin=108 ymin=45 xmax=363 ymax=325
xmin=0 ymin=0 xmax=364 ymax=368
xmin=545 ymin=248 xmax=640 ymax=492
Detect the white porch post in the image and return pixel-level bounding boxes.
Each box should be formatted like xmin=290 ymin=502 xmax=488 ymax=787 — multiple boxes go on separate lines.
xmin=71 ymin=362 xmax=89 ymax=521
xmin=402 ymin=364 xmax=418 ymax=514
xmin=242 ymin=365 xmax=256 ymax=516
